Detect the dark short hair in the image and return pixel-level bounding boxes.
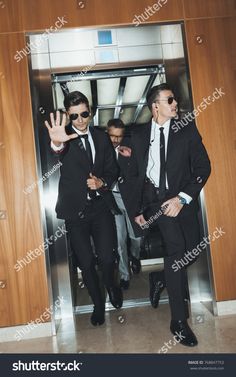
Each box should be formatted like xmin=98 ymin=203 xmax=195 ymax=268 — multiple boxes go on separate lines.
xmin=64 ymin=91 xmax=89 ymax=111
xmin=146 ymin=83 xmax=172 ymax=110
xmin=107 ymin=118 xmax=125 ymax=129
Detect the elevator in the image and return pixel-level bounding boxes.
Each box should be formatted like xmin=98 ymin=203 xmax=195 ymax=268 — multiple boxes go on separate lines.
xmin=27 ymin=22 xmax=215 ymax=334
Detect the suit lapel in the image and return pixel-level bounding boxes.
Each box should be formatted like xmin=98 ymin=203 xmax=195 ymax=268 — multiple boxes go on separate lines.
xmin=166 ymin=119 xmax=175 ymax=164
xmin=166 ymin=119 xmax=185 ymax=186
xmin=133 ymin=122 xmax=151 ymax=173
xmin=89 ymin=126 xmax=99 ymax=174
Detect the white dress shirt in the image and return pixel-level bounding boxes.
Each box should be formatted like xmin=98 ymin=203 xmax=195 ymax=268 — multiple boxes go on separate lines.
xmin=147 ymin=118 xmax=192 ymax=204
xmin=112 ymin=146 xmax=120 ymax=193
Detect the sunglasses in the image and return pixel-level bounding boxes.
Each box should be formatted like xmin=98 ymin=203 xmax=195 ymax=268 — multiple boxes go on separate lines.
xmin=156 ymin=97 xmax=177 ymax=105
xmin=69 ymin=111 xmax=90 ymax=121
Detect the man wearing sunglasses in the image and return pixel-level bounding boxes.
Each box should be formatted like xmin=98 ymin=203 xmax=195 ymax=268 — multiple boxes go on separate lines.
xmin=132 ymin=83 xmax=211 ymax=347
xmin=45 ymin=91 xmax=123 ymax=327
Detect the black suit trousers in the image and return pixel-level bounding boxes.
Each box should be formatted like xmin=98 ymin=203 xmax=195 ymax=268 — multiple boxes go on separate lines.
xmin=65 ymin=197 xmax=118 ymax=307
xmin=144 ymin=200 xmax=190 ymax=320
xmin=157 ymin=214 xmax=189 ymax=320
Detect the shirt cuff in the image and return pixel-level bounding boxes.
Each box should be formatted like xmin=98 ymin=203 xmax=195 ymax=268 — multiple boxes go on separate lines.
xmin=178 ymin=192 xmax=192 ymax=204
xmin=51 ymin=141 xmax=65 ymax=152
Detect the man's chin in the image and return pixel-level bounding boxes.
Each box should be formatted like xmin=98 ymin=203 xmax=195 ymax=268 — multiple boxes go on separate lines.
xmin=74 ymin=125 xmax=88 ymax=132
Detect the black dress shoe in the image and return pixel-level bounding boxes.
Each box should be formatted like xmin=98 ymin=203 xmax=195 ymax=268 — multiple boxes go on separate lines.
xmin=131 ymin=257 xmax=141 ymax=274
xmin=107 ymin=286 xmax=123 ymax=309
xmin=170 ymin=320 xmax=198 ymax=347
xmin=149 ymin=271 xmax=165 ymax=308
xmin=120 ymin=279 xmax=130 ymax=290
xmin=90 ymin=306 xmax=105 ymax=326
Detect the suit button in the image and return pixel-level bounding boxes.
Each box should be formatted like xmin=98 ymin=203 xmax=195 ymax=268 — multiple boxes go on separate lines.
xmin=78 ymin=211 xmax=85 ymax=219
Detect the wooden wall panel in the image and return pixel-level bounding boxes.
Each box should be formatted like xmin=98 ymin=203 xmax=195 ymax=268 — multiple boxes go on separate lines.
xmin=184 ymin=17 xmax=236 ymax=301
xmin=183 ymin=0 xmax=236 ymax=19
xmin=0 ymin=0 xmax=23 ymax=33
xmin=0 ymin=32 xmax=49 ymax=326
xmin=1 ymin=0 xmax=184 ymax=33
xmin=2 ymin=0 xmax=235 ymax=34
xmin=21 ymin=0 xmax=184 ymax=31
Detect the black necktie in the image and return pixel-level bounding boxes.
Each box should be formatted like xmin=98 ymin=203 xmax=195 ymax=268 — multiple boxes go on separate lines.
xmin=80 ymin=134 xmax=96 ymax=199
xmin=159 ymin=127 xmax=166 ymax=200
xmin=80 ymin=134 xmax=93 ymax=168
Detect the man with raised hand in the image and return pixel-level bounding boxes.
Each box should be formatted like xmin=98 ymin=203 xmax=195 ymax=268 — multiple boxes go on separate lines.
xmin=45 ymin=91 xmax=123 ymax=326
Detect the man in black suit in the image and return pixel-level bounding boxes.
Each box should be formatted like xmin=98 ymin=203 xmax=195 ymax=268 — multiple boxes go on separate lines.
xmin=107 ymin=119 xmax=143 ymax=290
xmin=45 ymin=91 xmax=123 ymax=326
xmin=132 ymin=83 xmax=211 ymax=346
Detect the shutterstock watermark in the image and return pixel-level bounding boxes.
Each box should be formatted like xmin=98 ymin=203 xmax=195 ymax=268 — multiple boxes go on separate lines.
xmin=14 ymin=16 xmax=68 ymax=63
xmin=132 ymin=0 xmax=168 ymax=26
xmin=172 ymin=87 xmax=225 ymax=133
xmin=12 ymin=360 xmax=83 ymax=372
xmin=172 ymin=226 xmax=226 ymax=272
xmin=14 ymin=296 xmax=65 ymax=341
xmin=14 ymin=224 xmax=67 ymax=272
xmin=23 ymin=161 xmax=62 ymax=195
xmin=140 ymin=204 xmax=168 ymax=230
xmin=158 ymin=331 xmax=185 ymax=353
xmin=61 ymin=64 xmax=95 ymax=92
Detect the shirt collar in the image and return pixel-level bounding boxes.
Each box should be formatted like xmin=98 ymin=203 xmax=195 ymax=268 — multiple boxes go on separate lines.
xmin=151 ymin=118 xmax=171 ymax=129
xmin=151 ymin=118 xmax=170 ymax=140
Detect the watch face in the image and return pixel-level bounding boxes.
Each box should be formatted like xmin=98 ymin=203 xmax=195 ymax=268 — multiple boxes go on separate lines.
xmin=178 ymin=196 xmax=186 ymax=205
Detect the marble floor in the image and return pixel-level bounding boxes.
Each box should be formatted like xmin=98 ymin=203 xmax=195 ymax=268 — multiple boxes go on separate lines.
xmin=1 ymin=301 xmax=236 ymax=354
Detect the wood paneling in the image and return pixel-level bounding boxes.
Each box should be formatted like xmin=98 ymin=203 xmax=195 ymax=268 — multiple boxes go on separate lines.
xmin=0 ymin=0 xmax=23 ymax=33
xmin=183 ymin=0 xmax=236 ymax=19
xmin=21 ymin=0 xmax=184 ymax=31
xmin=1 ymin=0 xmax=184 ymax=33
xmin=0 ymin=32 xmax=49 ymax=326
xmin=1 ymin=0 xmax=235 ymax=34
xmin=184 ymin=17 xmax=236 ymax=301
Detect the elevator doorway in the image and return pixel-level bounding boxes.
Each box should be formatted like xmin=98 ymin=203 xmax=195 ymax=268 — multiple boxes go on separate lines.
xmin=27 ymin=22 xmax=215 ymax=331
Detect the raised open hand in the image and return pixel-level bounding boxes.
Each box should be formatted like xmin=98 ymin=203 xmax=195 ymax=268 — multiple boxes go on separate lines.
xmin=44 ymin=111 xmax=78 ymax=145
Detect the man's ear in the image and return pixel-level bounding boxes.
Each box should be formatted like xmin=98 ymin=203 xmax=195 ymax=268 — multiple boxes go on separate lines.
xmin=152 ymin=102 xmax=158 ymax=112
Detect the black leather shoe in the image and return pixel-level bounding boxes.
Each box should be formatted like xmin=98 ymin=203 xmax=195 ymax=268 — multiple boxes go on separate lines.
xmin=131 ymin=257 xmax=141 ymax=274
xmin=90 ymin=306 xmax=105 ymax=326
xmin=107 ymin=286 xmax=123 ymax=309
xmin=120 ymin=279 xmax=130 ymax=290
xmin=170 ymin=320 xmax=198 ymax=347
xmin=149 ymin=271 xmax=165 ymax=308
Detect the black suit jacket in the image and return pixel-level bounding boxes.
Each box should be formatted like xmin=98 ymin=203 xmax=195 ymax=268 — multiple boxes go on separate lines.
xmin=129 ymin=119 xmax=211 ymax=220
xmin=54 ymin=124 xmax=119 ymax=220
xmin=114 ymin=136 xmax=144 ymax=237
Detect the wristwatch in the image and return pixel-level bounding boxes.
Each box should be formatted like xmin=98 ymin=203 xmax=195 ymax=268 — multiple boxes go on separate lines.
xmin=177 ymin=195 xmax=187 ymax=205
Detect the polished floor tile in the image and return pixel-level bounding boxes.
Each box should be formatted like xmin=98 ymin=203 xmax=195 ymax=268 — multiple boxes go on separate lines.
xmin=0 ymin=302 xmax=236 ymax=354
